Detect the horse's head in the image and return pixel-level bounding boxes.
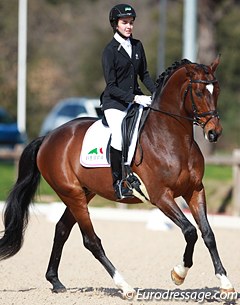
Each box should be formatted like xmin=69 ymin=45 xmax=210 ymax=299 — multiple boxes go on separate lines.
xmin=184 ymin=55 xmax=222 ymax=142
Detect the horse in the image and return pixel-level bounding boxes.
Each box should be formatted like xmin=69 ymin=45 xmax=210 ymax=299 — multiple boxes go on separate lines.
xmin=0 ymin=56 xmax=235 ymax=298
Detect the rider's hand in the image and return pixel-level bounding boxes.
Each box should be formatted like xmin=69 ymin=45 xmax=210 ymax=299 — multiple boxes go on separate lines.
xmin=134 ymin=95 xmax=152 ymax=107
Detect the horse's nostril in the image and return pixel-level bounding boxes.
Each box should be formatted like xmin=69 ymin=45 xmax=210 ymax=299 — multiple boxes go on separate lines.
xmin=208 ymin=130 xmax=218 ymax=142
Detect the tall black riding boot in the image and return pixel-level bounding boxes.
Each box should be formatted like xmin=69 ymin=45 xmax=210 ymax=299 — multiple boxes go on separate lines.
xmin=110 ymin=146 xmax=133 ymax=199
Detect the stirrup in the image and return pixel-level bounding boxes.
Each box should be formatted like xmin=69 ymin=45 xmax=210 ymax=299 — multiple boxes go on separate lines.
xmin=114 ymin=180 xmax=134 ymax=200
xmin=124 ymin=165 xmax=149 ymax=201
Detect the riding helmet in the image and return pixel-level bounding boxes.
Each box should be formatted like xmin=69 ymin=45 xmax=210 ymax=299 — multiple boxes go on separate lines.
xmin=109 ymin=4 xmax=136 ymax=29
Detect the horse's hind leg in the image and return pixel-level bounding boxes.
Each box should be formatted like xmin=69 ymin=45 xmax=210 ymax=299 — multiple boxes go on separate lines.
xmin=187 ymin=189 xmax=235 ymax=293
xmin=46 ymin=207 xmax=76 ymax=292
xmin=79 ymin=223 xmax=135 ymax=298
xmin=52 ymin=190 xmax=135 ymax=298
xmin=77 ymin=208 xmax=135 ymax=298
xmin=154 ymin=193 xmax=198 ymax=285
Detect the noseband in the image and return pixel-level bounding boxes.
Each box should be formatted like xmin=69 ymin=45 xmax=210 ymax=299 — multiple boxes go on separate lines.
xmin=150 ymin=77 xmax=220 ymax=129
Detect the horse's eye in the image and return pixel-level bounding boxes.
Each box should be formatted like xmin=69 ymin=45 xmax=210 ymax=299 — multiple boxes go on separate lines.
xmin=195 ymin=90 xmax=203 ymax=98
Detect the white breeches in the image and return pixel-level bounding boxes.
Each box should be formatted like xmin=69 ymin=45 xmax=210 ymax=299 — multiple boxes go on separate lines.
xmin=104 ymin=108 xmax=128 ymax=151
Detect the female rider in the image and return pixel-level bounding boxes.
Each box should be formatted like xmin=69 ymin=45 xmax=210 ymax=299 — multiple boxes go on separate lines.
xmin=101 ymin=4 xmax=156 ymax=199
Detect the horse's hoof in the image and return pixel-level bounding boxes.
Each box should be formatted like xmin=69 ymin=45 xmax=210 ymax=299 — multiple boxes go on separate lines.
xmin=220 ymin=287 xmax=237 ymax=300
xmin=122 ymin=288 xmax=136 ymax=300
xmin=220 ymin=288 xmax=235 ymax=293
xmin=171 ymin=269 xmax=185 ymax=285
xmin=52 ymin=285 xmax=67 ymax=293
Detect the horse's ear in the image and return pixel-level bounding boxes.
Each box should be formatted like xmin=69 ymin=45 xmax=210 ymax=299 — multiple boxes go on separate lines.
xmin=210 ymin=54 xmax=221 ymax=73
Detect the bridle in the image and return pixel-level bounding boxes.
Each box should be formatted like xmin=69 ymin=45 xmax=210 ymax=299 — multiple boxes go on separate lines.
xmin=149 ymin=77 xmax=220 ymax=129
xmin=185 ymin=78 xmax=219 ymax=128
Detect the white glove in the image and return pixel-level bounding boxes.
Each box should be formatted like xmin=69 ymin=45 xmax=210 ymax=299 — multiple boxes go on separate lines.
xmin=134 ymin=95 xmax=152 ymax=107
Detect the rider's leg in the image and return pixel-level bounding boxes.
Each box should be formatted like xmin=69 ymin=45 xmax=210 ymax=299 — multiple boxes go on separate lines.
xmin=104 ymin=108 xmax=133 ymax=199
xmin=110 ymin=146 xmax=133 ymax=199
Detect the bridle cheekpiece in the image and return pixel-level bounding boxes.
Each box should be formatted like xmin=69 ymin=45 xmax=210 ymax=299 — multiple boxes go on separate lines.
xmin=184 ymin=78 xmax=219 ymax=128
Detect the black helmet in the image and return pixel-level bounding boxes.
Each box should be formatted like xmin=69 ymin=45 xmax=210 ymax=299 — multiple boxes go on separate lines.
xmin=109 ymin=4 xmax=136 ymax=28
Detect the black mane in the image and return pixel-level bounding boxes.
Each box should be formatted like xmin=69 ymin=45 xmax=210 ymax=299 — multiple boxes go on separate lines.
xmin=155 ymin=59 xmax=192 ymax=98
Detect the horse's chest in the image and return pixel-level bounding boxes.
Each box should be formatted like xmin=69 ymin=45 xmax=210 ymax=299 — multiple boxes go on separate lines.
xmin=174 ymin=162 xmax=202 ymax=194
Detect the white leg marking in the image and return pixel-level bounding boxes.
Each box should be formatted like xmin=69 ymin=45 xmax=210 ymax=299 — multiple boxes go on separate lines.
xmin=173 ymin=262 xmax=189 ymax=278
xmin=113 ymin=271 xmax=135 ymax=299
xmin=216 ymin=274 xmax=234 ymax=290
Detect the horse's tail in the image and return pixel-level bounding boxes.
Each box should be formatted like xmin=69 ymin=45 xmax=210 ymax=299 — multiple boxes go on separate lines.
xmin=0 ymin=136 xmax=45 ymax=260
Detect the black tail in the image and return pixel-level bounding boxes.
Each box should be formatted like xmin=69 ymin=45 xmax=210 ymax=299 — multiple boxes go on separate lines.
xmin=0 ymin=137 xmax=44 ymax=260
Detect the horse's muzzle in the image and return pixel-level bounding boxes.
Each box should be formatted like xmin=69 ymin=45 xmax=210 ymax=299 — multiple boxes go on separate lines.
xmin=207 ymin=129 xmax=221 ymax=142
xmin=203 ymin=116 xmax=222 ymax=143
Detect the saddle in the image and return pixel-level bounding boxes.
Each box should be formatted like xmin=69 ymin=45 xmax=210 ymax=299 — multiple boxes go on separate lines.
xmin=80 ymin=104 xmax=150 ymax=199
xmin=80 ymin=104 xmax=148 ymax=168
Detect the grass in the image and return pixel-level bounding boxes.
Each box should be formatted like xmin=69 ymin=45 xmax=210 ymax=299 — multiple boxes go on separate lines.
xmin=203 ymin=165 xmax=233 ymax=213
xmin=0 ymin=161 xmax=16 ymax=200
xmin=204 ymin=164 xmax=232 ymax=181
xmin=0 ymin=160 xmax=233 ymax=213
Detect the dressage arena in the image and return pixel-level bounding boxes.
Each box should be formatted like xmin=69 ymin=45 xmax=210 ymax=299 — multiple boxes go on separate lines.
xmin=0 ymin=203 xmax=239 ymax=305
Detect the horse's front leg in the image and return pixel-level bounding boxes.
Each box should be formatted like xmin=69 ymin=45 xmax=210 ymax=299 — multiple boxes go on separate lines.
xmin=154 ymin=192 xmax=198 ymax=285
xmin=186 ymin=188 xmax=235 ymax=293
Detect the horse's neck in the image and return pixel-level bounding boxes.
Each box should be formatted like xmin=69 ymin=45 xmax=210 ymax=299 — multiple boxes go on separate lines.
xmin=149 ymin=68 xmax=194 ymax=141
xmin=157 ymin=67 xmax=187 ymax=114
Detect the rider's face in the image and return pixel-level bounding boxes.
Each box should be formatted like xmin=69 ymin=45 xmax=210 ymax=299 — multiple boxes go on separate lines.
xmin=117 ymin=17 xmax=134 ymax=38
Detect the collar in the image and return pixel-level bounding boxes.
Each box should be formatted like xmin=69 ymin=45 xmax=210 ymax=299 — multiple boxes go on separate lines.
xmin=114 ymin=32 xmax=131 ymax=47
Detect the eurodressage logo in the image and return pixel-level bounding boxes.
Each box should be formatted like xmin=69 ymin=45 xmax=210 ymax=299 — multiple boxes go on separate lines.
xmin=128 ymin=289 xmax=238 ymax=303
xmin=86 ymin=147 xmax=104 ymax=161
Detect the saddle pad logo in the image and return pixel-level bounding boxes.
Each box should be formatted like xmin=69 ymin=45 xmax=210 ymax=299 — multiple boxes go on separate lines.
xmin=88 ymin=147 xmax=103 ymax=155
xmin=86 ymin=147 xmax=104 ymax=161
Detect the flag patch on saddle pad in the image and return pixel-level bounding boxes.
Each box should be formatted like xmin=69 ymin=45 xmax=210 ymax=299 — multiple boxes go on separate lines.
xmin=88 ymin=147 xmax=104 ymax=155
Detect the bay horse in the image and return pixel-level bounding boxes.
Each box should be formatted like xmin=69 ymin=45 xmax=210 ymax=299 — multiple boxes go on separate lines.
xmin=0 ymin=56 xmax=235 ymax=298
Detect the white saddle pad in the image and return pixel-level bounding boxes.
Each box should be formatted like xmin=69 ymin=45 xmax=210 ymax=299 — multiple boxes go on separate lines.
xmin=80 ymin=120 xmax=111 ymax=167
xmin=80 ymin=106 xmax=143 ymax=168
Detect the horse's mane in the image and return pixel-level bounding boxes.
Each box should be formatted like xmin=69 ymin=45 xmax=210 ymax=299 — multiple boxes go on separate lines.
xmin=155 ymin=58 xmax=192 ymax=98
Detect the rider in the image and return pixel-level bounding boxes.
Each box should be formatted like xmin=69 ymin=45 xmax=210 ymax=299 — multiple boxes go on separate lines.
xmin=101 ymin=4 xmax=156 ymax=200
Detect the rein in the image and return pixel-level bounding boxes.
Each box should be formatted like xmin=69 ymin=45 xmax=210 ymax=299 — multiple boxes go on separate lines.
xmin=149 ymin=78 xmax=219 ymax=128
xmin=149 ymin=107 xmax=195 ymax=123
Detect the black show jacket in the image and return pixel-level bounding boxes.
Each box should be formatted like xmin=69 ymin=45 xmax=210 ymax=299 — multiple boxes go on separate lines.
xmin=101 ymin=37 xmax=156 ymax=111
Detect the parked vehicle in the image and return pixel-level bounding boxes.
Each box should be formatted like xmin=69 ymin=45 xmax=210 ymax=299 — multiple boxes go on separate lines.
xmin=0 ymin=107 xmax=27 ymax=147
xmin=39 ymin=97 xmax=102 ymax=136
